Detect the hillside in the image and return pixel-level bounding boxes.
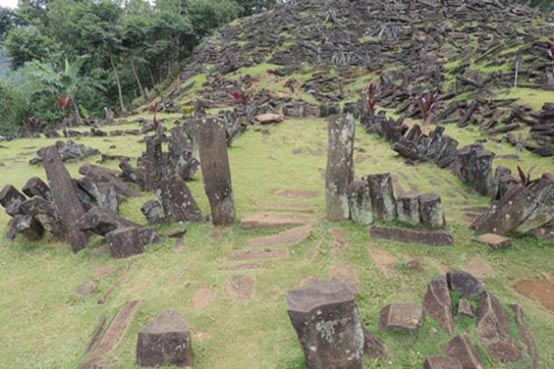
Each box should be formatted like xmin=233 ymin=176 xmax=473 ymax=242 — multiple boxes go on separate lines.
xmin=0 ymin=0 xmax=554 ymax=369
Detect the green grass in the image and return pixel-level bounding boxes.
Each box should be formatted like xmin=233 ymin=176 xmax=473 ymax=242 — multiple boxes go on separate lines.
xmin=0 ymin=118 xmax=553 ymax=368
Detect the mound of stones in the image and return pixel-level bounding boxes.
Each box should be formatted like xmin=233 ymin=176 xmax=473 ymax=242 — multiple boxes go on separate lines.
xmin=29 ymin=140 xmax=100 ymax=165
xmin=506 ymin=103 xmax=554 ymax=157
xmin=472 ymin=172 xmax=554 ymax=239
xmin=0 ymin=145 xmax=159 ymax=257
xmin=378 ymin=271 xmax=538 ymax=368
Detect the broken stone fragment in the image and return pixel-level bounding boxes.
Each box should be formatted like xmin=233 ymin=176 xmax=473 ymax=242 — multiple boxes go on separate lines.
xmin=379 ymin=303 xmax=423 ymax=332
xmin=396 ymin=195 xmax=420 ymax=225
xmin=458 ymin=298 xmax=474 ymax=318
xmin=444 ymin=335 xmax=483 ymax=369
xmin=422 ymin=277 xmax=455 ymax=335
xmin=367 ymin=173 xmax=396 ymax=221
xmin=7 ymin=214 xmax=45 ymax=241
xmin=0 ymin=184 xmax=26 ymax=216
xmin=18 ymin=197 xmax=64 ymax=239
xmin=419 ymin=193 xmax=445 ymax=228
xmin=472 ymin=233 xmax=512 ymax=250
xmin=347 ymin=179 xmax=373 ymax=225
xmin=447 ymin=271 xmax=484 ymax=298
xmin=326 ymin=113 xmax=355 ymax=221
xmin=136 ymin=310 xmax=193 ymax=368
xmin=105 ymin=226 xmax=159 ymax=259
xmin=22 ymin=177 xmax=51 ymax=200
xmin=78 ymin=207 xmax=140 ymax=236
xmin=287 ymin=279 xmax=364 ymax=369
xmin=476 ymin=292 xmax=523 ymax=363
xmin=140 ymin=199 xmax=168 ymax=225
xmin=424 ymin=356 xmax=463 ymax=369
xmin=156 ymin=175 xmax=202 ymax=223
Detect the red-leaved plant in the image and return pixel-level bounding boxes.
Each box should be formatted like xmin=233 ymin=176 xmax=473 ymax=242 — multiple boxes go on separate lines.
xmin=517 ymin=165 xmax=535 ymax=187
xmin=420 ymin=91 xmax=440 ymax=130
xmin=232 ymin=90 xmax=248 ymax=106
xmin=59 ymin=95 xmax=70 ymax=112
xmin=365 ymin=82 xmax=378 ymax=116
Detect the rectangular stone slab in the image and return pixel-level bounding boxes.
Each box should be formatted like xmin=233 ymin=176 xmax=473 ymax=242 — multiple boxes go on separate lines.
xmin=370 ymin=226 xmax=453 ymax=246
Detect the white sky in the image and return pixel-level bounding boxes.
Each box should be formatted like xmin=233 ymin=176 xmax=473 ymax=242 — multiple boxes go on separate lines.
xmin=0 ymin=0 xmax=18 ymax=9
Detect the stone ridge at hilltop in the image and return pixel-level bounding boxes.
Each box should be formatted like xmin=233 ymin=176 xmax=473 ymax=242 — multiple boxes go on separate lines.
xmin=165 ymin=0 xmax=552 ymax=138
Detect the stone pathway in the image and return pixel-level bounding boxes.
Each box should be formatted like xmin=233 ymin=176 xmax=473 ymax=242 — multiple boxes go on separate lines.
xmin=369 ymin=249 xmax=398 ymax=278
xmin=329 ymin=228 xmax=348 ymax=259
xmin=225 ymin=275 xmax=255 ymax=301
xmin=240 ymin=212 xmax=313 ymax=229
xmin=463 ymin=257 xmax=496 ymax=279
xmin=192 ymin=287 xmax=216 ymax=309
xmin=247 ymin=225 xmax=312 ymax=248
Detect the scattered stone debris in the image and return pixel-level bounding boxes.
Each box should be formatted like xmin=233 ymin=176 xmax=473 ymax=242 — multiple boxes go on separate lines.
xmin=136 ymin=310 xmax=193 ymax=368
xmin=30 ymin=140 xmax=100 ymax=165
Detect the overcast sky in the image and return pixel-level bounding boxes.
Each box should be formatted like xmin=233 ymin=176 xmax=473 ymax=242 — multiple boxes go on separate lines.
xmin=0 ymin=0 xmax=18 ymax=9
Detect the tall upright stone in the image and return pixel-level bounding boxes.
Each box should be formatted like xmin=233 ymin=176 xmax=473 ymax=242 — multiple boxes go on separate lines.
xmin=42 ymin=146 xmax=90 ymax=253
xmin=419 ymin=193 xmax=445 ymax=228
xmin=396 ymin=195 xmax=420 ymax=225
xmin=367 ymin=173 xmax=397 ymax=221
xmin=287 ymin=279 xmax=364 ymax=369
xmin=143 ymin=137 xmax=164 ymax=191
xmin=326 ymin=113 xmax=355 ymax=221
xmin=197 ymin=116 xmax=235 ymax=226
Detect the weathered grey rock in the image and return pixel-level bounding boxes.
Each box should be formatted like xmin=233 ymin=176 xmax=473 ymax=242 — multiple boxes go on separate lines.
xmin=197 ymin=116 xmax=236 ymax=226
xmin=419 ymin=193 xmax=445 ymax=228
xmin=43 ymin=146 xmax=90 ymax=253
xmin=7 ymin=215 xmax=45 ymax=241
xmin=347 ymin=180 xmax=373 ymax=225
xmin=367 ymin=173 xmax=396 ymax=221
xmin=105 ymin=227 xmax=150 ymax=259
xmin=0 ymin=185 xmax=26 ymax=216
xmin=456 ymin=145 xmax=495 ymax=196
xmin=493 ymin=166 xmax=517 ymax=201
xmin=78 ymin=207 xmax=139 ymax=236
xmin=18 ymin=197 xmax=64 ymax=238
xmin=136 ymin=310 xmax=193 ymax=368
xmin=287 ymin=279 xmax=364 ymax=369
xmin=22 ymin=177 xmax=51 ymax=200
xmin=396 ymin=195 xmax=420 ymax=225
xmin=119 ymin=160 xmax=145 ymax=189
xmin=379 ymin=303 xmax=423 ymax=332
xmin=424 ymin=356 xmax=463 ymax=369
xmin=458 ymin=299 xmax=474 ymax=318
xmin=79 ymin=163 xmax=139 ymax=198
xmin=476 ymin=292 xmax=522 ymax=363
xmin=141 ymin=199 xmax=168 ymax=224
xmin=156 ymin=175 xmax=202 ymax=223
xmin=447 ymin=271 xmax=484 ymax=298
xmin=444 ymin=335 xmax=483 ymax=369
xmin=326 ymin=113 xmax=355 ymax=221
xmin=422 ymin=277 xmax=455 ymax=335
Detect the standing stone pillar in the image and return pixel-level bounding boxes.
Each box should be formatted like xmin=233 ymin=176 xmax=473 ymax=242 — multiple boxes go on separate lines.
xmin=367 ymin=173 xmax=396 ymax=221
xmin=42 ymin=146 xmax=90 ymax=252
xmin=197 ymin=116 xmax=235 ymax=226
xmin=287 ymin=279 xmax=364 ymax=369
xmin=326 ymin=113 xmax=355 ymax=221
xmin=419 ymin=193 xmax=445 ymax=228
xmin=143 ymin=137 xmax=163 ymax=191
xmin=396 ymin=195 xmax=420 ymax=225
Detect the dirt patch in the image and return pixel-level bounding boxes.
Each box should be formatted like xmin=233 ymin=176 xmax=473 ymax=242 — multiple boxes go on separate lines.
xmin=228 ymin=248 xmax=288 ymax=261
xmin=514 ymin=279 xmax=554 ymax=312
xmin=247 ymin=225 xmax=312 ymax=248
xmin=75 ymin=280 xmax=97 ymax=296
xmin=240 ymin=212 xmax=312 ymax=229
xmin=220 ymin=263 xmax=265 ymax=271
xmin=94 ymin=265 xmax=116 ymax=280
xmin=298 ymin=276 xmax=322 ymax=287
xmin=274 ymin=190 xmax=319 ymax=199
xmin=125 ymin=279 xmax=151 ymax=297
xmin=195 ymin=331 xmax=213 ymax=342
xmin=192 ymin=287 xmax=216 ymax=309
xmin=210 ymin=230 xmax=223 ymax=241
xmin=464 ymin=257 xmax=495 ymax=279
xmin=369 ymin=249 xmax=398 ymax=278
xmin=225 ymin=275 xmax=255 ymax=301
xmin=330 ymin=265 xmax=359 ymax=293
xmin=329 ymin=228 xmax=348 ymax=259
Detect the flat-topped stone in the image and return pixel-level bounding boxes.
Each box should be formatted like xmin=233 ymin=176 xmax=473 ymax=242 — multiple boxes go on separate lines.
xmin=472 ymin=233 xmax=512 ymax=250
xmin=379 ymin=303 xmax=424 ymax=332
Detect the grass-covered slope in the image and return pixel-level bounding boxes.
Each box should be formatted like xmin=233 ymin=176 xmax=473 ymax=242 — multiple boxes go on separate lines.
xmin=0 ymin=117 xmax=553 ymax=369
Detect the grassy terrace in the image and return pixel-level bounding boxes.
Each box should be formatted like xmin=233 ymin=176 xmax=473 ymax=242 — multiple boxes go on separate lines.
xmin=0 ymin=116 xmax=553 ymax=369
